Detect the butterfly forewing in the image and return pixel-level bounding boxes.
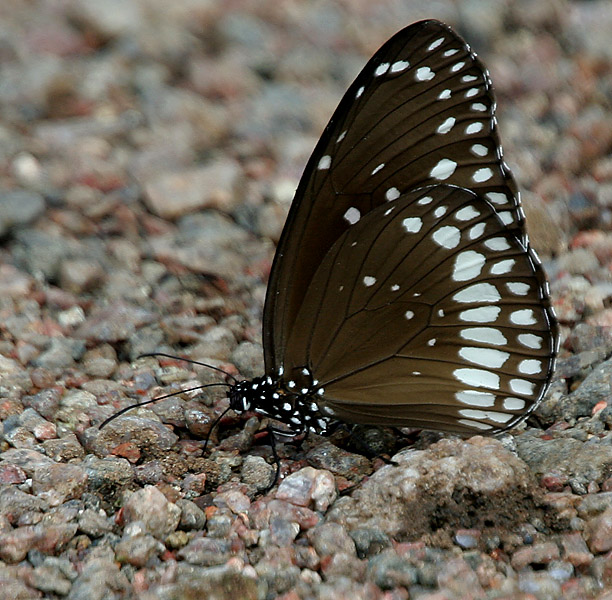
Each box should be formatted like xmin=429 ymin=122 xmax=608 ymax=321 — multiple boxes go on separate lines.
xmin=283 ymin=186 xmax=556 ymax=434
xmin=264 ymin=20 xmax=524 ymax=371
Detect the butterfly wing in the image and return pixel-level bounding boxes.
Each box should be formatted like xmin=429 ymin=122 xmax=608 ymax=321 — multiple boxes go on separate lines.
xmin=263 ymin=19 xmax=524 ymax=372
xmin=283 ymin=186 xmax=557 ymax=433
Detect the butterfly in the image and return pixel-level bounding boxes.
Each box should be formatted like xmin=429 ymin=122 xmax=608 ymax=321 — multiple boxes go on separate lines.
xmin=103 ymin=20 xmax=558 ymax=475
xmin=227 ymin=19 xmax=558 ymax=438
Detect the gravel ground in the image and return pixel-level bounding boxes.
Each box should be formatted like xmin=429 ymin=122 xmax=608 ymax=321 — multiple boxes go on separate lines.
xmin=2 ymin=0 xmax=612 ymax=599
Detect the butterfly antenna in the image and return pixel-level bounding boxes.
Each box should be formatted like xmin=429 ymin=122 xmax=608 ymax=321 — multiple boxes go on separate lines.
xmin=99 ymin=382 xmax=230 ymax=429
xmin=138 ymin=352 xmax=238 ymax=384
xmin=202 ymin=406 xmax=232 ymax=452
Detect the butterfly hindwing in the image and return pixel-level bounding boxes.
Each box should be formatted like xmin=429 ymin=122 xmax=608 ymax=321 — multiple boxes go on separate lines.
xmin=283 ymin=185 xmax=557 ymax=434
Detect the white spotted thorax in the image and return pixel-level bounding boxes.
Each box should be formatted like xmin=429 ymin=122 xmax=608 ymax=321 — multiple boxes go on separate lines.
xmin=228 ymin=369 xmax=334 ymax=435
xmin=254 ymin=20 xmax=558 ymax=438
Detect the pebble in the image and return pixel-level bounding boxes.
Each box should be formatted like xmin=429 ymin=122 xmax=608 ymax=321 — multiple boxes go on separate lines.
xmin=143 ymin=159 xmax=243 ymax=218
xmin=122 ymin=486 xmax=181 ymax=539
xmin=31 ymin=462 xmax=88 ymax=506
xmin=0 ymin=190 xmax=45 ymax=236
xmin=276 ymin=466 xmax=337 ymax=511
xmin=586 ymin=507 xmax=612 ymax=553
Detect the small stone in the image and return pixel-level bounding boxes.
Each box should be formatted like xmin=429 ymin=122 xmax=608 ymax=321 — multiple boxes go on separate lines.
xmin=115 ymin=533 xmax=164 ymax=567
xmin=307 ymin=522 xmax=356 ymax=557
xmin=368 ymin=551 xmax=418 ymax=590
xmin=511 ymin=542 xmax=561 ymax=569
xmin=42 ymin=433 xmax=85 ymax=461
xmin=77 ymin=508 xmax=113 ymax=538
xmin=177 ymin=536 xmax=232 ymax=566
xmin=143 ymin=159 xmax=243 ymax=219
xmin=27 ymin=564 xmax=72 ymax=596
xmin=0 ymin=190 xmax=45 ymax=236
xmin=31 ymin=462 xmax=88 ymax=506
xmin=454 ymin=528 xmax=481 ymax=549
xmin=559 ymin=532 xmax=594 ymax=567
xmin=241 ymin=455 xmax=275 ymax=492
xmin=349 ymin=527 xmax=391 ymax=558
xmin=122 ymin=486 xmax=181 ymax=539
xmin=176 ymin=499 xmax=207 ymax=531
xmin=59 ymin=258 xmax=106 ymax=294
xmin=0 ymin=463 xmax=28 ymax=484
xmin=0 ymin=526 xmax=37 ymax=562
xmin=586 ymin=506 xmax=612 ymax=553
xmin=276 ymin=466 xmax=337 ymax=511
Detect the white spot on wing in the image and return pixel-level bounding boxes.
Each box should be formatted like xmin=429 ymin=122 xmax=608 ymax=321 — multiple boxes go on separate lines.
xmin=453 ymin=283 xmax=500 ymax=303
xmin=507 ymin=282 xmax=530 ymax=296
xmin=385 ymin=187 xmax=400 ymax=201
xmin=468 ymin=223 xmax=486 ymax=240
xmin=375 ymin=63 xmax=390 ymax=76
xmin=466 ymin=122 xmax=484 ymax=134
xmin=519 ymin=359 xmax=542 ymax=374
xmin=460 ymin=327 xmax=507 ymax=345
xmin=428 ymin=37 xmax=444 ymax=51
xmin=465 ymin=88 xmax=479 ymax=98
xmin=391 ymin=60 xmax=409 ymax=73
xmin=343 ymin=207 xmax=361 ymax=225
xmin=458 ymin=419 xmax=494 ymax=430
xmin=471 ymin=102 xmax=487 ymax=112
xmin=455 ymin=206 xmax=480 ymax=221
xmin=518 ymin=333 xmax=542 ymax=349
xmin=443 ymin=48 xmax=458 ymax=57
xmin=416 ymin=66 xmax=435 ymax=81
xmin=318 ymin=155 xmax=331 ymax=170
xmin=432 ymin=225 xmax=461 ymax=249
xmin=456 ymin=390 xmax=496 ymax=407
xmin=473 ymin=167 xmax=493 ymax=182
xmin=451 ymin=61 xmax=465 ymax=72
xmin=438 ymin=89 xmax=451 ymax=100
xmin=454 ymin=368 xmax=500 ymax=390
xmin=490 ymin=259 xmax=515 ymax=275
xmin=459 ymin=347 xmax=510 ymax=368
xmin=459 ymin=306 xmax=501 ymax=323
xmin=402 ymin=217 xmax=423 ymax=233
xmin=356 ymin=86 xmax=365 ymax=98
xmin=418 ymin=196 xmax=433 ymax=205
xmin=437 ymin=117 xmax=456 ymax=134
xmin=504 ymin=397 xmax=525 ymax=410
xmin=452 ymin=250 xmax=486 ymax=281
xmin=371 ymin=163 xmax=385 ymax=175
xmin=485 ymin=192 xmax=508 ymax=205
xmin=510 ymin=379 xmax=535 ymax=395
xmin=471 ymin=144 xmax=488 ymax=157
xmin=430 ymin=159 xmax=457 ymax=180
xmin=459 ymin=409 xmax=512 ymax=424
xmin=510 ymin=309 xmax=536 ymax=325
xmin=484 ymin=237 xmax=511 ymax=251
xmin=462 ymin=74 xmax=478 ymax=83
xmin=434 ymin=206 xmax=447 ymax=218
xmin=363 ymin=276 xmax=377 ymax=287
xmin=405 ymin=311 xmax=414 ymax=320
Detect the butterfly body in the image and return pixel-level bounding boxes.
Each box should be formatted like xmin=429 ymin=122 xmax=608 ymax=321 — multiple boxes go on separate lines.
xmin=229 ymin=372 xmax=335 ymax=435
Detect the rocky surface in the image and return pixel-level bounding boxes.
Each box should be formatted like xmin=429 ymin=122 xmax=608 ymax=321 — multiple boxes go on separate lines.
xmin=2 ymin=0 xmax=612 ymax=598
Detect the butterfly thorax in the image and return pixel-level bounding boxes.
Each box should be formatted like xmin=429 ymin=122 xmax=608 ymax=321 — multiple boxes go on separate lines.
xmin=228 ymin=374 xmax=335 ymax=435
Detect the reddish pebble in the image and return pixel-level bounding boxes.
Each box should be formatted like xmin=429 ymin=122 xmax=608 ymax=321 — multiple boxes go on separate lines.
xmin=0 ymin=463 xmax=28 ymax=484
xmin=111 ymin=442 xmax=141 ymax=463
